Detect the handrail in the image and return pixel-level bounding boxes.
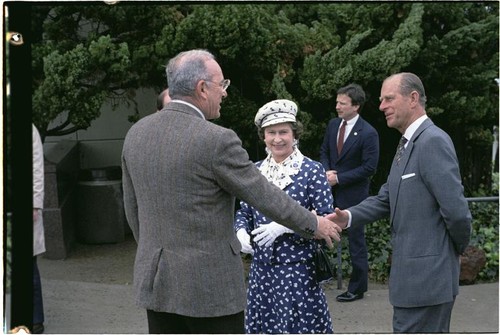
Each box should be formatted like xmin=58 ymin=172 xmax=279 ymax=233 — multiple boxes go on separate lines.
xmin=466 ymin=196 xmax=499 ymax=203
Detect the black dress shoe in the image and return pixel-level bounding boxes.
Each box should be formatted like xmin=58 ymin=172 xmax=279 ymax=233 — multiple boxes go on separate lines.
xmin=336 ymin=291 xmax=364 ymax=302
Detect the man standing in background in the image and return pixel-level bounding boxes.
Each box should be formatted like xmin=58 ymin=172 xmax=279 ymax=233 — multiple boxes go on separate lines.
xmin=320 ymin=83 xmax=380 ymax=302
xmin=156 ymin=88 xmax=171 ymax=112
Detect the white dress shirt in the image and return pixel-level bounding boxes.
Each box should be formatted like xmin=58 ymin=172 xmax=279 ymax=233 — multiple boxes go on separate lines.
xmin=344 ymin=114 xmax=428 ymax=228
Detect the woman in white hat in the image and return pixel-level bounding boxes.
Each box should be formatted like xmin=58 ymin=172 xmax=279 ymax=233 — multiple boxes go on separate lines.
xmin=234 ymin=99 xmax=334 ymax=333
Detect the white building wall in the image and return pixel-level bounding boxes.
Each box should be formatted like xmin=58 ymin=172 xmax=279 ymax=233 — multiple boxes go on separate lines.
xmin=44 ymin=87 xmax=157 ymax=169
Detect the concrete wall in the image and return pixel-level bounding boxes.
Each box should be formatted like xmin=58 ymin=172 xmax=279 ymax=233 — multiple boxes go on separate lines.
xmin=41 ymin=88 xmax=157 ymax=257
xmin=43 ymin=140 xmax=80 ymax=259
xmin=44 ymin=87 xmax=157 ymax=169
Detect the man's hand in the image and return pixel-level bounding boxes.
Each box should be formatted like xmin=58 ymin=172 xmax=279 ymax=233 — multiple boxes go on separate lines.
xmin=324 ymin=207 xmax=349 ymax=229
xmin=325 ymin=170 xmax=338 ymax=186
xmin=314 ymin=215 xmax=342 ymax=249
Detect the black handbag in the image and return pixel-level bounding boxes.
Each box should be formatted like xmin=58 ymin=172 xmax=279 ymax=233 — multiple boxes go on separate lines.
xmin=314 ymin=243 xmax=335 ymax=284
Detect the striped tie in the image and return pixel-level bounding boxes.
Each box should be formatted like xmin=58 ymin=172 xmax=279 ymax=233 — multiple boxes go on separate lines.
xmin=395 ymin=136 xmax=408 ymax=165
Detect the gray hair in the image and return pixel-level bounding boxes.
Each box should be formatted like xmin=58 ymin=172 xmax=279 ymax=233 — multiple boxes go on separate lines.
xmin=166 ymin=49 xmax=215 ymax=99
xmin=397 ymin=72 xmax=427 ymax=107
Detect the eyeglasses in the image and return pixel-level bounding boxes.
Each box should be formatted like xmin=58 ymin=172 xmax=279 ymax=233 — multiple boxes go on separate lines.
xmin=205 ymin=78 xmax=231 ymax=91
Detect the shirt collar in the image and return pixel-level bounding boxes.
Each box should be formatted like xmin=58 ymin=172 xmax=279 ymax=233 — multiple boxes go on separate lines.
xmin=403 ymin=114 xmax=428 ymax=143
xmin=344 ymin=114 xmax=360 ymax=127
xmin=171 ymin=99 xmax=206 ymax=120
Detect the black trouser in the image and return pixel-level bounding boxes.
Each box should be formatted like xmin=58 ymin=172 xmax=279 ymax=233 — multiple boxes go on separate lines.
xmin=346 ymin=224 xmax=369 ymax=294
xmin=33 ymin=257 xmax=44 ymax=325
xmin=146 ymin=310 xmax=244 ymax=334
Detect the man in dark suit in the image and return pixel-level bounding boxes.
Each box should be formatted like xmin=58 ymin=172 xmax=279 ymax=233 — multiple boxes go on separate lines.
xmin=121 ymin=49 xmax=342 ymax=334
xmin=329 ymin=73 xmax=472 ymax=333
xmin=320 ymin=83 xmax=380 ymax=302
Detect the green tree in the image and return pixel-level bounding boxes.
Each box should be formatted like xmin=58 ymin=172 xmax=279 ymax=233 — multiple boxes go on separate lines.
xmin=31 ymin=2 xmax=498 ymax=194
xmin=31 ymin=4 xmax=186 ymax=139
xmin=416 ymin=3 xmax=499 ymax=194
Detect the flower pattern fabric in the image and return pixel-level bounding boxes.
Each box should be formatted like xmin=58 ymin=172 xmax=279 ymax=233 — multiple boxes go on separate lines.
xmin=234 ymin=151 xmax=334 ymax=334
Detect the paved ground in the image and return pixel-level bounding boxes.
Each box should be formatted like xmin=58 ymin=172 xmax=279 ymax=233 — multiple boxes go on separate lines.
xmin=36 ymin=234 xmax=499 ymax=334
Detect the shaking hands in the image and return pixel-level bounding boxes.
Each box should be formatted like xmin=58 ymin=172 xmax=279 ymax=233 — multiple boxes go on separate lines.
xmin=325 ymin=208 xmax=349 ymax=230
xmin=237 ymin=207 xmax=350 ymax=252
xmin=314 ymin=207 xmax=353 ymax=248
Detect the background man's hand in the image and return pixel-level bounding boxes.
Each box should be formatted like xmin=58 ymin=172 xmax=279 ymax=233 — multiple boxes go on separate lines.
xmin=325 ymin=170 xmax=338 ymax=186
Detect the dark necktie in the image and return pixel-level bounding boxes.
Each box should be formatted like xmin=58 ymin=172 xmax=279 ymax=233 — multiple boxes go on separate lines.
xmin=337 ymin=120 xmax=347 ymax=155
xmin=395 ymin=136 xmax=408 ymax=165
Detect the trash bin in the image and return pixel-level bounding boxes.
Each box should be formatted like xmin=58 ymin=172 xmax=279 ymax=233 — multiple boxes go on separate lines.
xmin=76 ymin=166 xmax=126 ymax=244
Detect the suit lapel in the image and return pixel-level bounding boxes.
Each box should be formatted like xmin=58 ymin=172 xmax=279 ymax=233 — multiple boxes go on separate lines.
xmin=337 ymin=117 xmax=363 ymax=160
xmin=397 ymin=118 xmax=434 ymax=170
xmin=389 ymin=118 xmax=434 ymax=223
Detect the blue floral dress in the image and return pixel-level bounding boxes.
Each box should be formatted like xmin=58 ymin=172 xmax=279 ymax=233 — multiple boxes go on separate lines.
xmin=234 ymin=149 xmax=334 ymax=334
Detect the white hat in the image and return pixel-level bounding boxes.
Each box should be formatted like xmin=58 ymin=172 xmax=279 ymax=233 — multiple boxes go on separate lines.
xmin=254 ymin=99 xmax=298 ymax=128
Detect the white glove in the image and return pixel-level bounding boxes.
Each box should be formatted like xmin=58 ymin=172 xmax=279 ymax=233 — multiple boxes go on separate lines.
xmin=236 ymin=229 xmax=254 ymax=255
xmin=251 ymin=221 xmax=294 ymax=247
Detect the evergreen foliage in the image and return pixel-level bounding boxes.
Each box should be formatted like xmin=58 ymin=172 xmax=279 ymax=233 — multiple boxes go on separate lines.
xmin=31 ymin=2 xmax=498 ymax=195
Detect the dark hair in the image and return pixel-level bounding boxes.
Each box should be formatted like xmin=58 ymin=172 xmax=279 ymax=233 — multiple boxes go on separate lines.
xmin=156 ymin=89 xmax=168 ymax=110
xmin=337 ymin=83 xmax=366 ymax=112
xmin=257 ymin=121 xmax=304 ymax=140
